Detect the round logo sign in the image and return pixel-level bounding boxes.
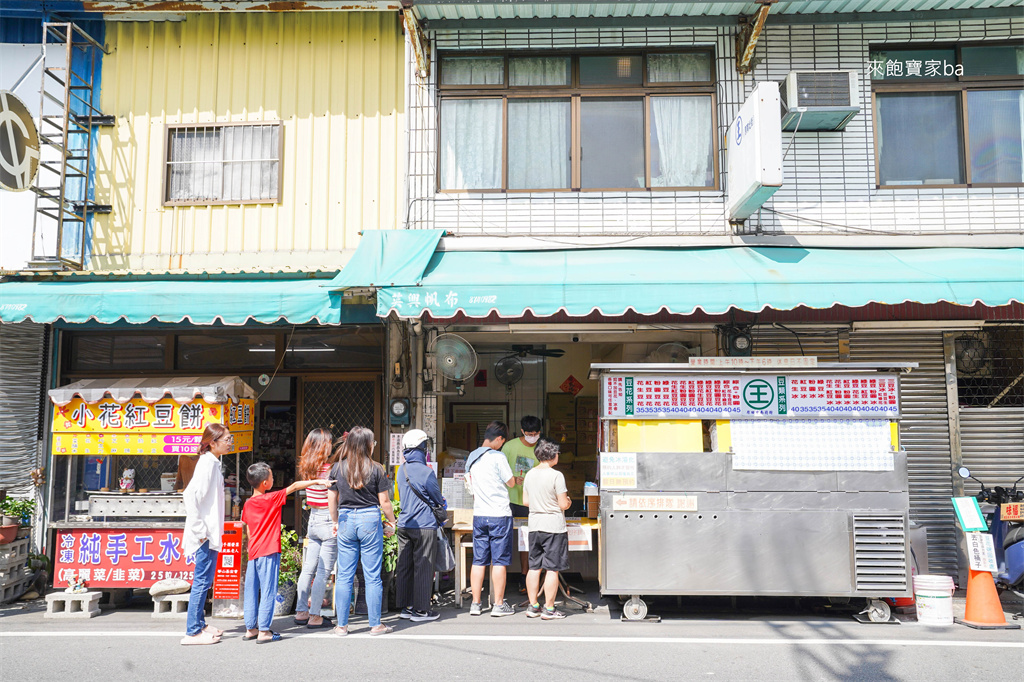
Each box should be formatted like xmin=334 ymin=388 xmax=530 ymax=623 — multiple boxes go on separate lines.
xmin=742 ymin=379 xmax=775 ymax=410
xmin=0 ymin=90 xmax=40 ymax=192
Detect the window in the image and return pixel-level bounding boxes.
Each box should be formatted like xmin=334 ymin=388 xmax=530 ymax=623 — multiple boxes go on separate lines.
xmin=165 ymin=122 xmax=282 ymax=204
xmin=437 ymin=50 xmax=716 ymax=192
xmin=871 ymin=44 xmax=1024 ymax=187
xmin=69 ymin=334 xmax=167 ymax=371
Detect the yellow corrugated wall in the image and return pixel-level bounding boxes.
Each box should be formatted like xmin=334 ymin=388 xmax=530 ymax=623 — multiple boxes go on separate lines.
xmin=92 ymin=12 xmax=404 ymax=272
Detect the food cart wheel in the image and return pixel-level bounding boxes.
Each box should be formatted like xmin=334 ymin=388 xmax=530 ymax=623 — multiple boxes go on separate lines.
xmin=866 ymin=599 xmax=891 ymax=623
xmin=623 ymin=595 xmax=648 ymax=621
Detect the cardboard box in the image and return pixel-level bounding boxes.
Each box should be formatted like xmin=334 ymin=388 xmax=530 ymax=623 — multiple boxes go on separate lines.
xmin=576 ymin=418 xmax=598 ymax=433
xmin=548 ymin=417 xmax=576 ymax=432
xmin=548 ymin=431 xmax=576 ymax=445
xmin=547 ymin=392 xmax=576 ymax=419
xmin=577 ymin=429 xmax=598 ymax=445
xmin=446 ymin=508 xmax=474 ymax=527
xmin=444 ymin=422 xmax=478 ymax=452
xmin=576 ymin=396 xmax=599 ymax=420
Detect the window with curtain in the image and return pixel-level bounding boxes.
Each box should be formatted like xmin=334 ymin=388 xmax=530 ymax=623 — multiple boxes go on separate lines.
xmin=437 ymin=50 xmax=717 ymax=192
xmin=871 ymin=43 xmax=1023 ymax=187
xmin=165 ymin=123 xmax=282 ymax=204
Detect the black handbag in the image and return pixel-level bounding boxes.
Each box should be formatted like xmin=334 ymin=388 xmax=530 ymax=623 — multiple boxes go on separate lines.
xmin=404 ymin=466 xmax=448 ymax=526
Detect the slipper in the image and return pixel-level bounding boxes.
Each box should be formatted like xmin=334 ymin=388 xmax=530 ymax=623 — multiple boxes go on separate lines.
xmin=255 ymin=631 xmax=282 ymax=644
xmin=293 ymin=617 xmax=309 ymax=626
xmin=368 ymin=624 xmax=393 ymax=636
xmin=331 ymin=625 xmax=348 ymax=637
xmin=241 ymin=632 xmax=259 ymax=641
xmin=180 ymin=633 xmax=220 ymax=646
xmin=306 ymin=618 xmax=334 ymax=629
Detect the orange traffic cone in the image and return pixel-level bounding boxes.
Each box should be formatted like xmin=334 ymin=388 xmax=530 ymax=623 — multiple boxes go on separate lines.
xmin=955 ymin=569 xmax=1021 ymax=630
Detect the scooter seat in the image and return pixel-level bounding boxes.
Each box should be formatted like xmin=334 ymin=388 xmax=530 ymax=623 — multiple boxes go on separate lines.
xmin=1005 ymin=523 xmax=1024 ymax=550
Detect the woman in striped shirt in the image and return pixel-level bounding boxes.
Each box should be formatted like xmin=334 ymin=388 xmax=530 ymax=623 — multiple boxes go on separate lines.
xmin=294 ymin=428 xmax=339 ymax=628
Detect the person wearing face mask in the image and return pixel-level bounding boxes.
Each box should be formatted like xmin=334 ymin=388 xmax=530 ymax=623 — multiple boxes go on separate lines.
xmin=501 ymin=415 xmax=542 ymax=592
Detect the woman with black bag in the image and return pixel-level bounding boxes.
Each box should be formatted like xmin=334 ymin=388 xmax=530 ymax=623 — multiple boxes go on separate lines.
xmin=396 ymin=429 xmax=447 ymax=623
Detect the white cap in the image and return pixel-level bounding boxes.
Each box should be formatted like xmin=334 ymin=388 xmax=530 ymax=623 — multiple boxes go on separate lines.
xmin=402 ymin=429 xmax=429 ymax=449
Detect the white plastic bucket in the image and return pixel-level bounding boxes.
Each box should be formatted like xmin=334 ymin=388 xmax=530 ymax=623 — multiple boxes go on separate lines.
xmin=913 ymin=574 xmax=955 ymax=625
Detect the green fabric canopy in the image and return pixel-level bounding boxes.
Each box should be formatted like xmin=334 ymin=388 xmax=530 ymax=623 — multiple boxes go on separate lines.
xmin=0 ymin=276 xmax=345 ymax=325
xmin=365 ymin=245 xmax=1023 ymax=318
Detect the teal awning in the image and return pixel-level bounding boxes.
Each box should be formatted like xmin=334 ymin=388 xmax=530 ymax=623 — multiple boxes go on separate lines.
xmin=326 ymin=229 xmax=446 ymax=288
xmin=0 ymin=277 xmax=345 ymax=325
xmin=370 ymin=246 xmax=1024 ymax=318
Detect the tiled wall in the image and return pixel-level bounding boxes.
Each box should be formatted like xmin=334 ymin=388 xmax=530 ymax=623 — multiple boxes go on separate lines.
xmin=405 ymin=18 xmax=1024 ymax=238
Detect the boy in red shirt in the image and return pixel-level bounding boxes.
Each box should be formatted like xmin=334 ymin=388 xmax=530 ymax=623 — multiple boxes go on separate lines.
xmin=241 ymin=462 xmax=331 ymax=644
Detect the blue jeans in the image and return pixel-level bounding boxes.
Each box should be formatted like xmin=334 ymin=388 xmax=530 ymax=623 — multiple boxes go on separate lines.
xmin=297 ymin=509 xmax=337 ymax=616
xmin=244 ymin=553 xmax=281 ymax=631
xmin=334 ymin=507 xmax=383 ymax=627
xmin=186 ymin=541 xmax=218 ymax=636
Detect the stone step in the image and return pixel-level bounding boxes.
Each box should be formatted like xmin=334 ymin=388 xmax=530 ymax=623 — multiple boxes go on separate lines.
xmin=45 ymin=590 xmax=102 ymax=618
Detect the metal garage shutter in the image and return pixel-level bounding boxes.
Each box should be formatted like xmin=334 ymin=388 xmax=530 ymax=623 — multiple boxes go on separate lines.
xmin=0 ymin=322 xmax=46 ymax=497
xmin=959 ymin=408 xmax=1024 ymax=489
xmin=751 ymin=326 xmax=842 ymax=361
xmin=849 ymin=330 xmax=956 ymax=577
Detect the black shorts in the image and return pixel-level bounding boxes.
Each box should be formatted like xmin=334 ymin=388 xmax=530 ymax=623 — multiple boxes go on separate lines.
xmin=527 ymin=530 xmax=569 ymax=572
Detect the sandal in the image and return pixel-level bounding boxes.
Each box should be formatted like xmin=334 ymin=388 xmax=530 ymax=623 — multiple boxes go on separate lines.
xmin=255 ymin=631 xmax=282 ymax=644
xmin=241 ymin=632 xmax=259 ymax=641
xmin=180 ymin=632 xmax=220 ymax=646
xmin=331 ymin=625 xmax=348 ymax=637
xmin=369 ymin=624 xmax=393 ymax=636
xmin=306 ymin=617 xmax=334 ymax=629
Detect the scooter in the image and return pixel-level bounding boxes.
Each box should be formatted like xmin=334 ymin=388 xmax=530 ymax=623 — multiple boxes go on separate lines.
xmin=957 ymin=466 xmax=1024 ymax=619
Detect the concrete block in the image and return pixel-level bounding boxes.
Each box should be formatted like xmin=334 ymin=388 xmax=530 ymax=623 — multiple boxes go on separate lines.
xmin=44 ymin=590 xmax=102 ymax=618
xmin=152 ymin=592 xmax=191 ymax=619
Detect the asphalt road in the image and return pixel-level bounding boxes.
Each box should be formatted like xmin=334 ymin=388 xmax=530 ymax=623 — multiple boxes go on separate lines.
xmin=2 ymin=596 xmax=1022 ymax=681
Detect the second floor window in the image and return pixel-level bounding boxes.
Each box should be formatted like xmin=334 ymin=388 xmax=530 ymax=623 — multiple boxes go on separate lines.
xmin=871 ymin=44 xmax=1023 ymax=188
xmin=438 ymin=50 xmax=717 ymax=192
xmin=165 ymin=122 xmax=282 ymax=204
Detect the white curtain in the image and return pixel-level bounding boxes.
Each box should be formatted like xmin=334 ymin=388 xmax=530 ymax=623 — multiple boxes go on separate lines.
xmin=440 ymin=99 xmax=503 ymax=190
xmin=509 ymin=57 xmax=570 ymax=86
xmin=650 ymin=96 xmax=713 ymax=187
xmin=168 ymin=124 xmax=279 ymax=201
xmin=168 ymin=127 xmax=222 ymax=201
xmin=647 ymin=53 xmax=711 ymax=83
xmin=508 ymin=99 xmax=570 ymax=189
xmin=441 ymin=56 xmax=503 ymax=86
xmin=223 ymin=125 xmax=279 ymax=201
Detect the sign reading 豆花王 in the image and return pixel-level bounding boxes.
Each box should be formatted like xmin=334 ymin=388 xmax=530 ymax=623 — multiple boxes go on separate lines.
xmin=51 ymin=396 xmax=254 ymax=455
xmin=601 ymin=374 xmax=899 ymax=420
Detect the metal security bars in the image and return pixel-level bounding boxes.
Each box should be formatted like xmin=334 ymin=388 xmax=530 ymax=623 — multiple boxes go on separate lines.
xmin=164 ymin=122 xmax=283 ymax=205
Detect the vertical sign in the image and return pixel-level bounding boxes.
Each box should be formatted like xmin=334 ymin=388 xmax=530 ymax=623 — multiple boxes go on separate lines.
xmin=213 ymin=522 xmax=243 ymax=599
xmin=965 ymin=532 xmax=999 ymax=573
xmin=777 ymin=376 xmax=788 ymax=415
xmin=624 ymin=377 xmax=634 ymax=417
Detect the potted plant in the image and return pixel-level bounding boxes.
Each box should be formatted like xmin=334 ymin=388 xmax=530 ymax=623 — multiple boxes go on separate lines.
xmin=381 ymin=500 xmax=401 ymax=612
xmin=1 ymin=497 xmax=34 ymax=527
xmin=274 ymin=525 xmax=302 ymax=616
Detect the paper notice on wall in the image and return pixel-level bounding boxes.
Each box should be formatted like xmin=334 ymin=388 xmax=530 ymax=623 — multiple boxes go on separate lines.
xmin=731 ymin=419 xmax=894 ymax=471
xmin=389 ymin=433 xmax=404 ymax=466
xmin=518 ymin=522 xmax=592 ymax=552
xmin=600 ymin=452 xmax=637 ymax=489
xmin=442 ymin=475 xmax=473 ymax=509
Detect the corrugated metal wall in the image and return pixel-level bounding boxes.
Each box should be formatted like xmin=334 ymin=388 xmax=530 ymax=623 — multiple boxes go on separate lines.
xmin=93 ymin=11 xmax=404 ymax=273
xmin=0 ymin=322 xmax=45 ymax=498
xmin=751 ymin=325 xmax=843 ymax=361
xmin=849 ymin=330 xmax=956 ymax=577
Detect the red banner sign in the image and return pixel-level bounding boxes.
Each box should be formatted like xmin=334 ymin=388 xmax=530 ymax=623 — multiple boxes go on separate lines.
xmin=54 ymin=528 xmax=193 ymax=588
xmin=213 ymin=522 xmax=243 ymax=599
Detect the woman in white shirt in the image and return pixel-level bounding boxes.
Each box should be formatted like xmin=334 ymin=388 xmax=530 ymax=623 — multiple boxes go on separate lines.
xmin=181 ymin=423 xmax=232 ymax=645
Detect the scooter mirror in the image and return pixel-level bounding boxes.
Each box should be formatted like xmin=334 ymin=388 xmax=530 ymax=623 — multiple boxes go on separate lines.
xmin=957 ymin=466 xmax=971 ymax=479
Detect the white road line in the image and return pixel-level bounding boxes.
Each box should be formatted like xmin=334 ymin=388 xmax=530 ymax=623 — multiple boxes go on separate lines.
xmin=1 ymin=632 xmax=1021 ymax=648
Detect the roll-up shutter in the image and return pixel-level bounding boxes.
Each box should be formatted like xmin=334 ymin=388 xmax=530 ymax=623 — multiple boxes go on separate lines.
xmin=960 ymin=408 xmax=1024 ymax=488
xmin=751 ymin=326 xmax=842 ymax=361
xmin=849 ymin=330 xmax=955 ymax=577
xmin=0 ymin=322 xmax=46 ymax=497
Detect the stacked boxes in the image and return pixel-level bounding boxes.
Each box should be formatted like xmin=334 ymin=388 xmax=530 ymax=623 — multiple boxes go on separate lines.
xmin=546 ymin=392 xmax=576 ymax=462
xmin=575 ymin=396 xmax=599 ymax=459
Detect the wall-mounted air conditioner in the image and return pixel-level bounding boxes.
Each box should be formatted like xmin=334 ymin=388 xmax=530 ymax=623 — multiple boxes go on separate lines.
xmin=779 ymin=71 xmax=860 ymax=132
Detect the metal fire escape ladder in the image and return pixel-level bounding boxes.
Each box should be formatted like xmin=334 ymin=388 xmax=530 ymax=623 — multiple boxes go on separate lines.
xmin=30 ymin=22 xmax=110 ymax=272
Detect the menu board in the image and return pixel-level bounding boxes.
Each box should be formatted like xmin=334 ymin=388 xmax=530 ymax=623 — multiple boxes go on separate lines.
xmin=602 ymin=374 xmax=899 ymax=420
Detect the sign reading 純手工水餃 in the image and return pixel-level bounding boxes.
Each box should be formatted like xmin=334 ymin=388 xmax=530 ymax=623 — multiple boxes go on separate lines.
xmin=601 ymin=374 xmax=900 ymax=420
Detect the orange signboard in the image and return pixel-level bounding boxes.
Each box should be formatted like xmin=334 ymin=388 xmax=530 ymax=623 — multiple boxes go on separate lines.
xmin=1001 ymin=502 xmax=1024 ymax=522
xmin=51 ymin=397 xmax=254 ymax=456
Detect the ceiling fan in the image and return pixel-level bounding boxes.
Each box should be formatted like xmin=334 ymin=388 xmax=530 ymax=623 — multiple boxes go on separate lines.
xmin=479 ymin=344 xmax=565 ymax=359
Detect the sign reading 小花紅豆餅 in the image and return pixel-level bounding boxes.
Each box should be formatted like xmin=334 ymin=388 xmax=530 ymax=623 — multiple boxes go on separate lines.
xmin=965 ymin=532 xmax=999 ymax=573
xmin=601 ymin=374 xmax=899 ymax=420
xmin=50 ymin=396 xmax=255 ymax=455
xmin=600 ymin=452 xmax=637 ymax=489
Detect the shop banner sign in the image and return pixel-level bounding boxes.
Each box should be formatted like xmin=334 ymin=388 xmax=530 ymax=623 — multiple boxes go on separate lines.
xmin=213 ymin=522 xmax=243 ymax=599
xmin=54 ymin=528 xmax=194 ymax=588
xmin=602 ymin=374 xmax=899 ymax=420
xmin=51 ymin=397 xmax=255 ymax=455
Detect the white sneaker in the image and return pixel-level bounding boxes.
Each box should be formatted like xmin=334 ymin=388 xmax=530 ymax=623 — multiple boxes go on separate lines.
xmin=409 ymin=609 xmax=440 ymax=622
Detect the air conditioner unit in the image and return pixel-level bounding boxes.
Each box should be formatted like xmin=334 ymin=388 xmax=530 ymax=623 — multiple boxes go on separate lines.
xmin=779 ymin=71 xmax=860 ymax=132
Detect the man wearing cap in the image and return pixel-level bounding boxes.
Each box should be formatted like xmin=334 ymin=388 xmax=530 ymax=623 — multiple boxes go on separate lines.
xmin=396 ymin=429 xmax=445 ymax=622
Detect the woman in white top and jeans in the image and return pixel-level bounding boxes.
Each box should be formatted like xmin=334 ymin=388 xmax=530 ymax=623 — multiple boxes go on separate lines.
xmin=294 ymin=428 xmax=339 ymax=628
xmin=181 ymin=423 xmax=231 ymax=645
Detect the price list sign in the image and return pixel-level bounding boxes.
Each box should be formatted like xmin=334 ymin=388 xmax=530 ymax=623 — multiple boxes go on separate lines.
xmin=601 ymin=374 xmax=900 ymax=420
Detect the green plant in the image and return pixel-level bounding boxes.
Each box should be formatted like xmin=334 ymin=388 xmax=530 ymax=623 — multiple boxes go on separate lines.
xmin=1 ymin=498 xmax=36 ymax=525
xmin=279 ymin=525 xmax=302 ymax=587
xmin=382 ymin=500 xmax=401 ymax=574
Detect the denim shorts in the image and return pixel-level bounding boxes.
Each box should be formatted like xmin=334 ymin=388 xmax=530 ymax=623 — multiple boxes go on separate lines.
xmin=472 ymin=515 xmax=513 ymax=567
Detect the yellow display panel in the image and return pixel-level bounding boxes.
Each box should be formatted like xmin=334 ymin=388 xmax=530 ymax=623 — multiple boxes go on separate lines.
xmin=616 ymin=420 xmax=703 ymax=453
xmin=890 ymin=420 xmax=899 ymax=449
xmin=52 ymin=431 xmax=254 ymax=456
xmin=713 ymin=420 xmax=731 ymax=452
